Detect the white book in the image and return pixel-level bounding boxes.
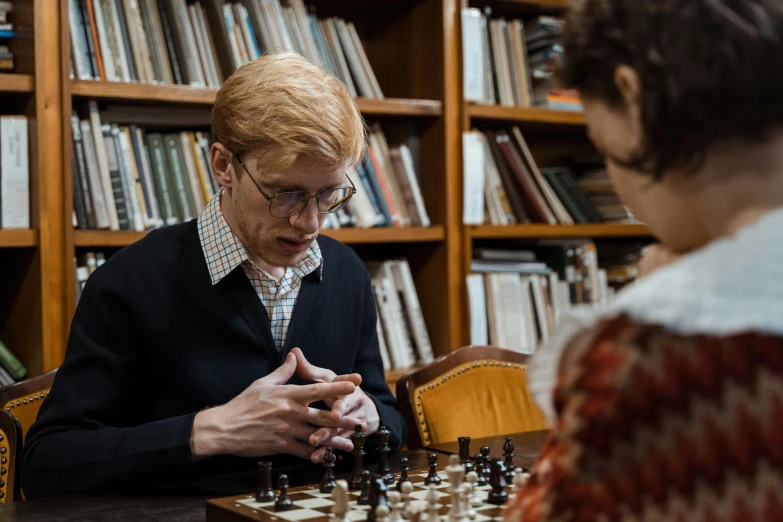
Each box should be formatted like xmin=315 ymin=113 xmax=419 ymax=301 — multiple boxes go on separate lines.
xmin=0 ymin=116 xmax=29 ymax=228
xmin=376 ymin=316 xmax=391 ymax=372
xmin=116 ymin=127 xmax=146 ymax=231
xmin=88 ymin=101 xmax=119 ymax=230
xmin=390 ymin=259 xmax=433 ymax=363
xmin=461 ymin=8 xmax=484 ymax=103
xmin=462 ymin=131 xmax=485 ymax=225
xmin=466 ymin=273 xmax=488 ymax=346
xmin=178 ymin=132 xmax=205 ymax=214
xmin=78 ymin=119 xmax=110 ymax=228
xmin=390 ymin=145 xmax=430 ymax=227
xmin=92 ymin=0 xmax=119 ymax=81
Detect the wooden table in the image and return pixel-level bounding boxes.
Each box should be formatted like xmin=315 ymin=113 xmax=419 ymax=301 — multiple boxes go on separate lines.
xmin=0 ymin=434 xmax=545 ymax=521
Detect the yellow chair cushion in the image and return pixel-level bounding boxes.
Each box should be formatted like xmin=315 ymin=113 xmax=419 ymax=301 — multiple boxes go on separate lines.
xmin=413 ymin=360 xmax=547 ymax=445
xmin=4 ymin=388 xmax=50 ymax=440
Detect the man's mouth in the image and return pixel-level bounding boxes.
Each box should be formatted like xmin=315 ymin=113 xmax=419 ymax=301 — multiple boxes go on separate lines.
xmin=276 ymin=237 xmax=313 ymax=254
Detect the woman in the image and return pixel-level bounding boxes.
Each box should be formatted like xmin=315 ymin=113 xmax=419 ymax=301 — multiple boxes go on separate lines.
xmin=506 ymin=1 xmax=783 ymax=520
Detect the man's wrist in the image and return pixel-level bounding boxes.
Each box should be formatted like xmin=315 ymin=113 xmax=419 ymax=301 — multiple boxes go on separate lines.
xmin=191 ymin=406 xmax=228 ymax=460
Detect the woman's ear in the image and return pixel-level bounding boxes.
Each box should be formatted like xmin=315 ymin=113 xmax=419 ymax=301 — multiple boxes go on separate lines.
xmin=210 ymin=142 xmax=234 ymax=189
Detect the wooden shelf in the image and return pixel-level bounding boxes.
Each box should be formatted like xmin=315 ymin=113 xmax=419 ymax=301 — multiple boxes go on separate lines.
xmin=468 ymin=103 xmax=585 ymax=125
xmin=70 ymin=80 xmax=442 ymax=116
xmin=0 ymin=73 xmax=34 ymax=93
xmin=469 ymin=223 xmax=651 ymax=239
xmin=74 ymin=226 xmax=445 ymax=248
xmin=0 ymin=229 xmax=38 ymax=247
xmin=496 ymin=0 xmax=569 ymax=7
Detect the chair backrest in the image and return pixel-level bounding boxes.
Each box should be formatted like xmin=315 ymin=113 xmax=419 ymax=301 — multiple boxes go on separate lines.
xmin=0 ymin=409 xmax=22 ymax=503
xmin=1 ymin=368 xmax=57 ymax=441
xmin=396 ymin=346 xmax=547 ymax=448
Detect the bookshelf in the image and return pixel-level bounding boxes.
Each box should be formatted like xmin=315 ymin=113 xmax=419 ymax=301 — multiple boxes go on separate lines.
xmin=0 ymin=0 xmax=656 ymax=391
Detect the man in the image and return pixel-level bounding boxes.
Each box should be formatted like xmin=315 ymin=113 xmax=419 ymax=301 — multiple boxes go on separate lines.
xmin=19 ymin=52 xmax=406 ymax=499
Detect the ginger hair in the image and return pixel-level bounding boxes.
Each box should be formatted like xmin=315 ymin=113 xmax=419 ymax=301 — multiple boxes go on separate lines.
xmin=212 ymin=52 xmax=366 ymax=173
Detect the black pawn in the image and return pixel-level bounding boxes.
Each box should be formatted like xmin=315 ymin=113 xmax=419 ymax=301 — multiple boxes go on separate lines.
xmin=487 ymin=459 xmax=508 ymax=505
xmin=274 ymin=474 xmax=294 ymax=511
xmin=503 ymin=438 xmax=516 ymax=483
xmin=458 ymin=437 xmax=474 ymax=474
xmin=377 ymin=424 xmax=394 ymax=485
xmin=367 ymin=477 xmax=389 ymax=522
xmin=349 ymin=424 xmax=367 ymax=490
xmin=320 ymin=447 xmax=337 ymax=493
xmin=255 ymin=461 xmax=276 ymax=503
xmin=480 ymin=446 xmax=492 ymax=478
xmin=396 ymin=457 xmax=411 ymax=492
xmin=358 ymin=470 xmax=372 ymax=505
xmin=475 ymin=453 xmax=489 ymax=487
xmin=424 ymin=453 xmax=442 ymax=486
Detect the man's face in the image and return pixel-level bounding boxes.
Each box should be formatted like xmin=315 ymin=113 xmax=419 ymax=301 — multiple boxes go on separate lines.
xmin=226 ymin=153 xmax=348 ymax=269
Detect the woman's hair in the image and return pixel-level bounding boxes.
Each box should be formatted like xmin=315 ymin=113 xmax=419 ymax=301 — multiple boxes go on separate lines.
xmin=212 ymin=52 xmax=367 ymax=174
xmin=559 ymin=0 xmax=783 ymax=179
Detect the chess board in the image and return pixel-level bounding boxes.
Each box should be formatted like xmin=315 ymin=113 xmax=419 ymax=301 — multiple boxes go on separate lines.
xmin=206 ymin=470 xmax=516 ymax=522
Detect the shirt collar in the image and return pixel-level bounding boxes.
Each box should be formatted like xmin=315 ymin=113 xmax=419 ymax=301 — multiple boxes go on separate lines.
xmin=197 ymin=188 xmax=323 ymax=285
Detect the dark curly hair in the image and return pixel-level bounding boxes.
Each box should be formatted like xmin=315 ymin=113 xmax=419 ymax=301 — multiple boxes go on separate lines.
xmin=559 ymin=0 xmax=783 ymax=179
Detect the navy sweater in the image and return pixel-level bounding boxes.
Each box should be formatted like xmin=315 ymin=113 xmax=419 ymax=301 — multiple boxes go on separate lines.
xmin=19 ymin=221 xmax=405 ymax=499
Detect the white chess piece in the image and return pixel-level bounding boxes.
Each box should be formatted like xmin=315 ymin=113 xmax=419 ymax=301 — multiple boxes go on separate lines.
xmin=465 ymin=471 xmax=482 ymax=508
xmin=461 ymin=480 xmax=476 ymax=519
xmin=401 ymin=481 xmax=415 ymax=518
xmin=446 ymin=454 xmax=467 ymax=522
xmin=331 ymin=479 xmax=350 ymax=522
xmin=376 ymin=504 xmax=391 ymax=522
xmin=513 ymin=470 xmax=530 ymax=495
xmin=388 ymin=490 xmax=403 ymax=522
xmin=426 ymin=484 xmax=440 ymax=522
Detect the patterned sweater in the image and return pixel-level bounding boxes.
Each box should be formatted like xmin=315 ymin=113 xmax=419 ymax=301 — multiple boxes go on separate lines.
xmin=505 ymin=314 xmax=783 ymax=521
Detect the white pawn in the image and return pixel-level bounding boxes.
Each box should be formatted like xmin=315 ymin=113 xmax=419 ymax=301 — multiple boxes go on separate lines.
xmin=401 ymin=481 xmax=415 ymax=518
xmin=461 ymin=480 xmax=476 ymax=520
xmin=465 ymin=472 xmax=482 ymax=508
xmin=376 ymin=504 xmax=391 ymax=522
xmin=388 ymin=490 xmax=403 ymax=522
xmin=426 ymin=484 xmax=440 ymax=522
xmin=331 ymin=479 xmax=350 ymax=522
xmin=512 ymin=470 xmax=530 ymax=495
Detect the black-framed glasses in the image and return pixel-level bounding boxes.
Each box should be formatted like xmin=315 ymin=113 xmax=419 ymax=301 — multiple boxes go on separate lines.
xmin=229 ymin=150 xmax=357 ymax=218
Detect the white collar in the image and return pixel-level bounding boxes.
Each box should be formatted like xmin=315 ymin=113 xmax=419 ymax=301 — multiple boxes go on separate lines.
xmin=528 ymin=205 xmax=783 ymax=423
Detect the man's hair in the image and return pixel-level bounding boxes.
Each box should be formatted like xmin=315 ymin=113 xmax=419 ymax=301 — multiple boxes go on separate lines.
xmin=559 ymin=0 xmax=783 ymax=179
xmin=212 ymin=52 xmax=367 ymax=173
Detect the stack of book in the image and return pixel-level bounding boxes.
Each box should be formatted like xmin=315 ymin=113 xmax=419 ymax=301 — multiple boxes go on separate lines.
xmin=466 ymin=243 xmax=643 ymax=352
xmin=67 ymin=0 xmax=383 ymax=98
xmin=0 ymin=1 xmax=12 ymax=70
xmin=461 ymin=7 xmax=580 ymax=111
xmin=1 ymin=115 xmax=29 ymax=229
xmin=0 ymin=339 xmax=26 ymax=388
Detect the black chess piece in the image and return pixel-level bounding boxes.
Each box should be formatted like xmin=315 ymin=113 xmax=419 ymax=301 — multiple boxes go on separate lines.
xmin=349 ymin=424 xmax=367 ymax=490
xmin=396 ymin=457 xmax=411 ymax=492
xmin=377 ymin=424 xmax=395 ymax=485
xmin=487 ymin=459 xmax=509 ymax=505
xmin=367 ymin=477 xmax=389 ymax=522
xmin=475 ymin=452 xmax=489 ymax=487
xmin=480 ymin=446 xmax=491 ymax=477
xmin=275 ymin=474 xmax=294 ymax=511
xmin=255 ymin=461 xmax=276 ymax=503
xmin=358 ymin=470 xmax=372 ymax=505
xmin=320 ymin=447 xmax=337 ymax=494
xmin=503 ymin=438 xmax=516 ymax=483
xmin=458 ymin=436 xmax=474 ymax=474
xmin=424 ymin=453 xmax=442 ymax=485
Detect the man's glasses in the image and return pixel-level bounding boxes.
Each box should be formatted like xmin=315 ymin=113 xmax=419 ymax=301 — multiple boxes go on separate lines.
xmin=230 ymin=150 xmax=356 ymax=218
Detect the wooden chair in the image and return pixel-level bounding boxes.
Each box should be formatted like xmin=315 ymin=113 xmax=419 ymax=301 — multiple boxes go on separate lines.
xmin=0 ymin=409 xmax=22 ymax=503
xmin=1 ymin=368 xmax=57 ymax=441
xmin=396 ymin=346 xmax=548 ymax=449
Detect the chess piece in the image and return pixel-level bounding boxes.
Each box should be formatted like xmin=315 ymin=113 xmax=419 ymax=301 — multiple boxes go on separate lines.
xmin=377 ymin=424 xmax=395 ymax=485
xmin=479 ymin=447 xmax=491 ymax=482
xmin=358 ymin=470 xmax=372 ymax=505
xmin=503 ymin=438 xmax=516 ymax=483
xmin=349 ymin=424 xmax=367 ymax=490
xmin=375 ymin=504 xmax=391 ymax=522
xmin=275 ymin=474 xmax=294 ymax=511
xmin=396 ymin=457 xmax=411 ymax=492
xmin=332 ymin=479 xmax=351 ymax=522
xmin=424 ymin=454 xmax=442 ymax=485
xmin=401 ymin=481 xmax=415 ymax=518
xmin=487 ymin=459 xmax=508 ymax=505
xmin=458 ymin=437 xmax=474 ymax=474
xmin=255 ymin=461 xmax=276 ymax=503
xmin=462 ymin=479 xmax=477 ymax=520
xmin=320 ymin=447 xmax=337 ymax=493
xmin=512 ymin=470 xmax=530 ymax=495
xmin=465 ymin=471 xmax=482 ymax=508
xmin=426 ymin=484 xmax=440 ymax=522
xmin=367 ymin=477 xmax=389 ymax=522
xmin=474 ymin=453 xmax=488 ymax=487
xmin=388 ymin=490 xmax=403 ymax=522
xmin=446 ymin=454 xmax=467 ymax=522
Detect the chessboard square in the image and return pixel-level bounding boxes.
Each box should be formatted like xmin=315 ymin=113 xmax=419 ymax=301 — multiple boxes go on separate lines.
xmin=474 ymin=514 xmax=495 ymax=522
xmin=308 ymin=492 xmax=334 ymax=499
xmin=348 ymin=510 xmax=369 ymax=521
xmin=236 ymin=498 xmax=275 ymax=509
xmin=293 ymin=498 xmax=335 ymax=509
xmin=474 ymin=502 xmax=497 ymax=512
xmin=410 ymin=489 xmax=448 ymax=500
xmin=272 ymin=508 xmax=325 ymax=521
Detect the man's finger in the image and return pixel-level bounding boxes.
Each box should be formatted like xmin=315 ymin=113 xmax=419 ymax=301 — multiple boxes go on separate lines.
xmin=291 ymin=348 xmax=337 ymax=383
xmin=311 ymin=436 xmax=353 ymax=463
xmin=311 ymin=423 xmax=359 ymax=447
xmin=279 ymin=437 xmax=318 ymax=461
xmin=332 ymin=373 xmax=362 ymax=386
xmin=288 ymin=381 xmax=356 ymax=404
xmin=294 ymin=405 xmax=362 ymax=431
xmin=331 ymin=393 xmax=365 ymax=421
xmin=263 ymin=352 xmax=297 ymax=386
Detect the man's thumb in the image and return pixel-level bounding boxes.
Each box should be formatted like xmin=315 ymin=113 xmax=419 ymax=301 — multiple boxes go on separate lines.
xmin=268 ymin=352 xmax=297 ymax=385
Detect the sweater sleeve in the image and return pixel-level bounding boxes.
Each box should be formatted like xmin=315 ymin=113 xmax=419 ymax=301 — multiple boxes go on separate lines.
xmin=353 ymin=268 xmax=406 ymax=451
xmin=19 ymin=256 xmax=199 ymax=499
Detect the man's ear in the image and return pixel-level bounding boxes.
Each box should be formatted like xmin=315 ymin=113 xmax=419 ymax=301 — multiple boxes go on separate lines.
xmin=614 ymin=65 xmax=644 ymax=150
xmin=211 ymin=142 xmax=234 ymax=189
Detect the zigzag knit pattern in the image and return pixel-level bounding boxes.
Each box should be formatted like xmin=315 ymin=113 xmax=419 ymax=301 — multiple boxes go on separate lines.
xmin=505 ymin=314 xmax=783 ymax=522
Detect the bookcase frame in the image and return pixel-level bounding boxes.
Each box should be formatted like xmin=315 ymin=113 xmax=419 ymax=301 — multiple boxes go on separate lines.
xmin=0 ymin=0 xmax=652 ymax=387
